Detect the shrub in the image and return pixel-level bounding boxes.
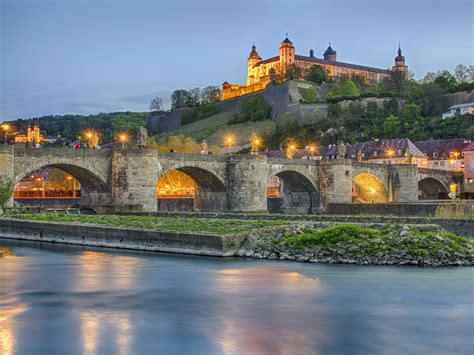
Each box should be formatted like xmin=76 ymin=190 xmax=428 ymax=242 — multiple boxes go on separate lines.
xmin=181 ymin=104 xmax=221 ymax=125
xmin=229 ymin=96 xmax=272 ymax=125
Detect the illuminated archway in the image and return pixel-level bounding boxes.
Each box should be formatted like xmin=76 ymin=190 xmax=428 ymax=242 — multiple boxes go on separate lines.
xmin=352 ymin=173 xmax=388 ymax=203
xmin=14 ymin=164 xmax=110 ymax=206
xmin=157 ymin=167 xmax=228 ymax=211
xmin=418 ymin=178 xmax=449 ymax=200
xmin=267 ymin=170 xmax=320 ymax=214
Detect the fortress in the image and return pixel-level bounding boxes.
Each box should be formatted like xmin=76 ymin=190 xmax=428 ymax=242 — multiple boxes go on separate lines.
xmin=222 ymin=36 xmax=408 ymax=100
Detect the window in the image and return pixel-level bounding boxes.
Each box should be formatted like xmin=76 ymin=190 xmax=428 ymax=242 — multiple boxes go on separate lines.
xmin=373 ymin=151 xmax=378 ymax=157
xmin=397 ymin=149 xmax=402 ymax=156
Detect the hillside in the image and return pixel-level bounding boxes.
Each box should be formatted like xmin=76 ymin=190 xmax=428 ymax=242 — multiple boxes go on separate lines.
xmin=5 ymin=112 xmax=148 ymax=144
xmin=152 ymin=79 xmax=474 ymax=149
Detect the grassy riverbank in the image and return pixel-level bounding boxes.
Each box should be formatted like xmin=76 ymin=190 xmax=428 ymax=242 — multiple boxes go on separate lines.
xmin=9 ymin=213 xmax=290 ymax=235
xmin=238 ymin=224 xmax=474 ymax=266
xmin=6 ymin=214 xmax=473 ymax=266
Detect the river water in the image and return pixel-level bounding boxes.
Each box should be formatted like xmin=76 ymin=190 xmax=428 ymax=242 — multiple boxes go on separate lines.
xmin=0 ymin=239 xmax=472 ymax=355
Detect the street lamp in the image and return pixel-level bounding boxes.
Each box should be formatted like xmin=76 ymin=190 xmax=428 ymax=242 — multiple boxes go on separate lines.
xmin=369 ymin=187 xmax=376 ymax=203
xmin=119 ymin=134 xmax=128 ymax=149
xmin=2 ymin=123 xmax=10 ymax=144
xmin=386 ymin=149 xmax=394 ymax=164
xmin=250 ymin=136 xmax=261 ymax=155
xmin=66 ymin=176 xmax=76 ymax=198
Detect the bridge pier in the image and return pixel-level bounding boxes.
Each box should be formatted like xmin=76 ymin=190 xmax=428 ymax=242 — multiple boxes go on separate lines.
xmin=320 ymin=160 xmax=353 ymax=207
xmin=389 ymin=165 xmax=418 ymax=203
xmin=111 ymin=149 xmax=159 ymax=212
xmin=226 ymin=155 xmax=268 ymax=212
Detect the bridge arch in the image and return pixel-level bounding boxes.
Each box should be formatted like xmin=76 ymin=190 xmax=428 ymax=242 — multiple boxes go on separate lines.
xmin=14 ymin=163 xmax=111 ymax=205
xmin=352 ymin=173 xmax=388 ymax=203
xmin=418 ymin=177 xmax=449 ymax=200
xmin=268 ymin=170 xmax=320 ymax=214
xmin=157 ymin=166 xmax=228 ymax=211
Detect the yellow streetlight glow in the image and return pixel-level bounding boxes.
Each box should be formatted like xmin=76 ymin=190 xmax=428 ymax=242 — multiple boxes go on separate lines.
xmin=66 ymin=176 xmax=73 ymax=181
xmin=86 ymin=132 xmax=93 ymax=139
xmin=449 ymin=183 xmax=457 ymax=193
xmin=2 ymin=124 xmax=9 ymax=131
xmin=369 ymin=187 xmax=376 ymax=194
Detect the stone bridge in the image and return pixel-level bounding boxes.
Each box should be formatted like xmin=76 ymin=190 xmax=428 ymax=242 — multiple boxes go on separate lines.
xmin=0 ymin=146 xmax=454 ymax=213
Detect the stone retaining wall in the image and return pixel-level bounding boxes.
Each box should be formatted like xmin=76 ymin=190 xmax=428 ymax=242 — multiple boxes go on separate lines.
xmin=0 ymin=219 xmax=246 ymax=257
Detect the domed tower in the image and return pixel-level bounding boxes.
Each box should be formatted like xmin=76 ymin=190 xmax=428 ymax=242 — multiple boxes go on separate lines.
xmin=323 ymin=43 xmax=337 ymax=61
xmin=279 ymin=35 xmax=295 ymax=66
xmin=247 ymin=44 xmax=262 ymax=85
xmin=392 ymin=43 xmax=408 ymax=75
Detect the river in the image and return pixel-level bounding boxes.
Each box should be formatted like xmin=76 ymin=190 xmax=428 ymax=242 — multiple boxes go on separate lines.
xmin=0 ymin=239 xmax=472 ymax=355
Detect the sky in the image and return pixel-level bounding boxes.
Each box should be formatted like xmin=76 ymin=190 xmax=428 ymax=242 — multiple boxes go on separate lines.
xmin=1 ymin=0 xmax=473 ymax=120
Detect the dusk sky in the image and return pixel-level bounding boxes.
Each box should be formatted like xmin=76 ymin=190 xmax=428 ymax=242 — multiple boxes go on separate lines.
xmin=1 ymin=0 xmax=473 ymax=120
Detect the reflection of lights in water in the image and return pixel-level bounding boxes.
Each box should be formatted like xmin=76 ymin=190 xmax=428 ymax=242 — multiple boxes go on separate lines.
xmin=80 ymin=312 xmax=100 ymax=355
xmin=0 ymin=247 xmax=16 ymax=258
xmin=76 ymin=251 xmax=138 ymax=354
xmin=212 ymin=266 xmax=325 ymax=354
xmin=79 ymin=311 xmax=132 ymax=355
xmin=0 ymin=297 xmax=28 ymax=355
xmin=217 ymin=267 xmax=322 ymax=292
xmin=76 ymin=251 xmax=143 ymax=291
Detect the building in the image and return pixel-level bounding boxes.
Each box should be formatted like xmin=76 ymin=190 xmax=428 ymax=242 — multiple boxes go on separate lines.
xmin=415 ymin=139 xmax=471 ymax=172
xmin=222 ymin=36 xmax=408 ymax=100
xmin=463 ymin=142 xmax=474 ymax=193
xmin=15 ymin=122 xmax=43 ymax=144
xmin=265 ymin=138 xmax=428 ymax=167
xmin=442 ymin=102 xmax=474 ymax=119
xmin=325 ymin=138 xmax=427 ymax=167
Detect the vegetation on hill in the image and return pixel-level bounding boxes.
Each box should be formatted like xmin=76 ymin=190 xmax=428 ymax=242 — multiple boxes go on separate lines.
xmin=6 ymin=112 xmax=148 ymax=144
xmin=228 ymin=96 xmax=272 ymax=125
xmin=181 ymin=103 xmax=221 ymax=124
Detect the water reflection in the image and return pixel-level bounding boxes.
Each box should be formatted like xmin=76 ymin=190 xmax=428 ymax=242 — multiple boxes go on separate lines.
xmin=0 ymin=297 xmax=28 ymax=355
xmin=75 ymin=251 xmax=141 ymax=354
xmin=0 ymin=240 xmax=472 ymax=355
xmin=213 ymin=266 xmax=326 ymax=354
xmin=0 ymin=247 xmax=16 ymax=258
xmin=75 ymin=251 xmax=143 ymax=291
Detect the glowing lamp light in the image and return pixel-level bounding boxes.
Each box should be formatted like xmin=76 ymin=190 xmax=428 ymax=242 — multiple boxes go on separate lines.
xmin=2 ymin=124 xmax=10 ymax=131
xmin=66 ymin=176 xmax=73 ymax=181
xmin=449 ymin=183 xmax=457 ymax=193
xmin=369 ymin=187 xmax=376 ymax=194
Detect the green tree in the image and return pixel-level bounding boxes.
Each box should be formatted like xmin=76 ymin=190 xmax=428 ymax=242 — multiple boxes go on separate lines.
xmin=433 ymin=70 xmax=457 ymax=90
xmin=149 ymin=97 xmax=163 ymax=112
xmin=306 ymin=65 xmax=328 ymax=84
xmin=229 ymin=96 xmax=272 ymax=124
xmin=171 ymin=90 xmax=190 ymax=109
xmin=286 ymin=64 xmax=303 ymax=80
xmin=0 ymin=176 xmax=14 ymax=214
xmin=326 ymin=80 xmax=360 ymax=99
xmin=383 ymin=115 xmax=401 ymax=138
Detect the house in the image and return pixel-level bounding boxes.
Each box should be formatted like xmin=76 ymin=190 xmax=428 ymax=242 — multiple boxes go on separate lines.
xmin=414 ymin=139 xmax=471 ymax=172
xmin=441 ymin=102 xmax=474 ymax=119
xmin=463 ymin=142 xmax=474 ymax=193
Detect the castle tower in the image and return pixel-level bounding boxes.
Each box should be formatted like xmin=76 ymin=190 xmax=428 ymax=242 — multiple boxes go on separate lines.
xmin=392 ymin=43 xmax=408 ymax=75
xmin=247 ymin=44 xmax=262 ymax=85
xmin=323 ymin=43 xmax=337 ymax=61
xmin=279 ymin=35 xmax=295 ymax=66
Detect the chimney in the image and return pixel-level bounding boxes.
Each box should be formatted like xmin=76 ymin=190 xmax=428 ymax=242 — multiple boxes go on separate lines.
xmin=309 ymin=49 xmax=314 ymax=58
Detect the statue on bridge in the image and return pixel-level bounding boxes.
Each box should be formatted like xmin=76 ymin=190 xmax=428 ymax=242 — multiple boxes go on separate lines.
xmin=137 ymin=127 xmax=148 ymax=149
xmin=337 ymin=141 xmax=346 ymax=159
xmin=200 ymin=140 xmax=209 ymax=155
xmin=357 ymin=149 xmax=363 ymax=162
